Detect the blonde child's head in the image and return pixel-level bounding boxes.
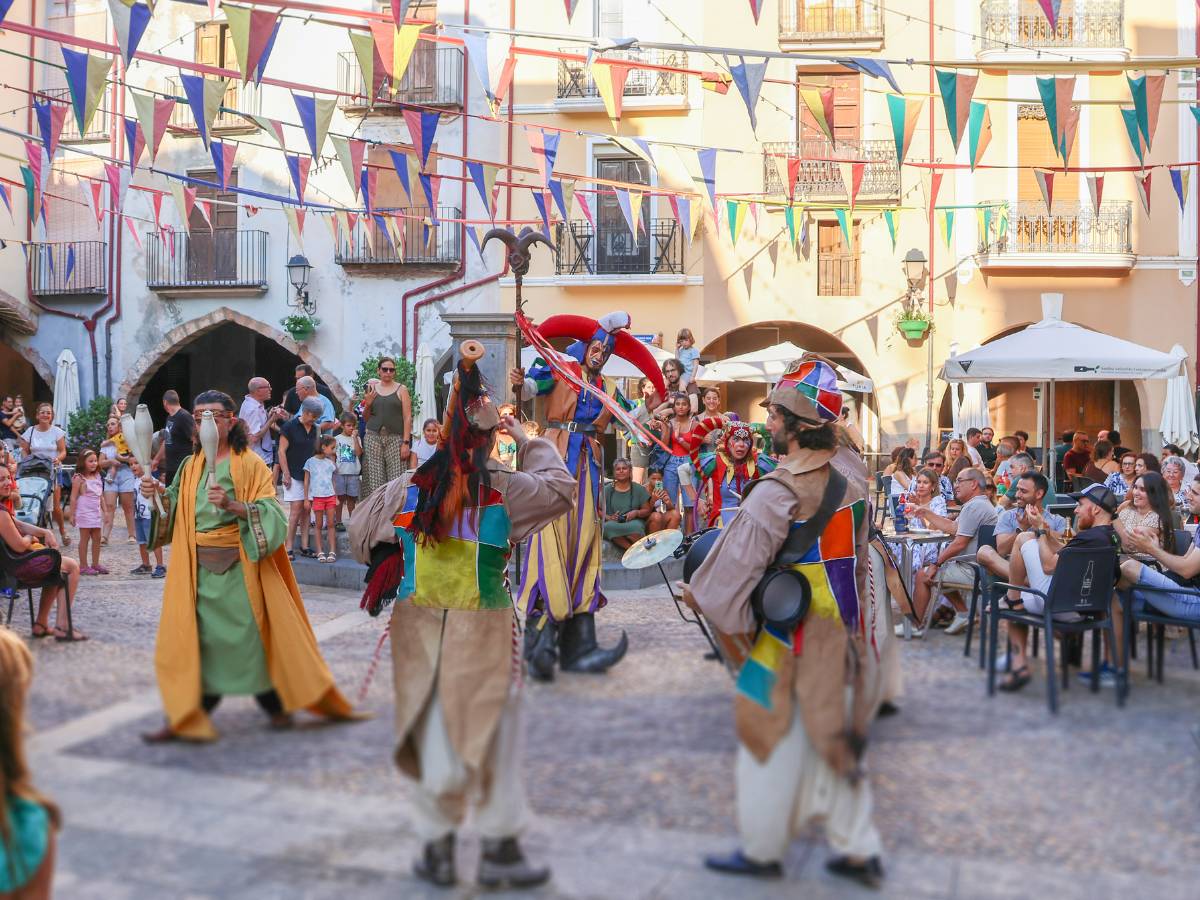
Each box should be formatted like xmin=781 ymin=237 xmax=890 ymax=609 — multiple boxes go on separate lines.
xmin=76 ymin=449 xmax=99 ymax=475
xmin=340 ymin=415 xmax=356 ymax=436
xmin=677 ymin=328 xmax=694 ymax=349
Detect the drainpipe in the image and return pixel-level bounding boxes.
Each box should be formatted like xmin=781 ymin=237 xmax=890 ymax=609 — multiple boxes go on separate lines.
xmin=400 ymin=0 xmax=472 ymax=356
xmin=923 ymin=0 xmax=935 ymax=453
xmin=1195 ymin=3 xmax=1199 ymax=424
xmin=102 ymin=48 xmax=128 ymax=398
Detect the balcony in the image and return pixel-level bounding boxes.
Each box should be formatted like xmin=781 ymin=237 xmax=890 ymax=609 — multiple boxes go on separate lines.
xmin=778 ymin=1 xmax=885 ymax=51
xmin=336 ymin=45 xmax=464 ymax=113
xmin=335 ymin=208 xmax=462 ymax=267
xmin=163 ymin=78 xmax=261 ymax=136
xmin=41 ymin=88 xmax=108 ymax=143
xmin=978 ymin=200 xmax=1134 ymax=273
xmin=146 ymin=229 xmax=269 ymax=295
xmin=29 ymin=241 xmax=107 ymax=296
xmin=763 ymin=139 xmax=899 ymax=203
xmin=555 ymin=219 xmax=685 ymax=280
xmin=556 ymin=49 xmax=689 ymax=112
xmin=978 ymin=0 xmax=1127 ymax=62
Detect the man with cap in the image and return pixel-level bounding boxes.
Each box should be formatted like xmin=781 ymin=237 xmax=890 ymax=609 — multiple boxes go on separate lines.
xmin=680 ymin=357 xmax=885 ymax=888
xmin=509 ymin=311 xmax=667 ymax=679
xmin=995 ymin=482 xmax=1121 ymax=693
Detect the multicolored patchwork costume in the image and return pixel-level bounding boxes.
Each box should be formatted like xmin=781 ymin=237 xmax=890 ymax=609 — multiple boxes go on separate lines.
xmin=694 ymin=420 xmax=777 ymax=529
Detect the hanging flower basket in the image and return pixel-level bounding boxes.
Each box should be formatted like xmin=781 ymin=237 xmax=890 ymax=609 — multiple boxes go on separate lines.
xmin=897 ymin=318 xmax=931 ymax=340
xmin=281 ymin=314 xmax=319 ymax=343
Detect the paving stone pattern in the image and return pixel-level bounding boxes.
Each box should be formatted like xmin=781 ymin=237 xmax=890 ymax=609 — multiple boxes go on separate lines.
xmin=14 ymin=519 xmax=1200 ymax=898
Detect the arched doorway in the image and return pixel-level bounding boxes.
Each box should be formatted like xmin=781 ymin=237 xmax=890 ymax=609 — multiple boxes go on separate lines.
xmin=938 ymin=324 xmax=1142 ymax=449
xmin=0 ymin=337 xmax=53 ymax=405
xmin=700 ymin=321 xmax=879 ymax=447
xmin=119 ymin=308 xmax=348 ymax=426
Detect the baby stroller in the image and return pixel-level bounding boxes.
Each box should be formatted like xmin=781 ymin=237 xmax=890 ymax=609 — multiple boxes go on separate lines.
xmin=15 ymin=457 xmax=55 ymax=530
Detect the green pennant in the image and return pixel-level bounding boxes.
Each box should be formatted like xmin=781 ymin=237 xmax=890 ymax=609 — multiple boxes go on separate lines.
xmin=1119 ymin=107 xmax=1145 ymax=165
xmin=884 ymin=208 xmax=898 ymax=251
xmin=834 ymin=207 xmax=852 ymax=250
xmin=1036 ymin=76 xmax=1058 ymax=151
xmin=784 ymin=204 xmax=797 ymax=246
xmin=1127 ymin=73 xmax=1148 ymax=145
xmin=941 ymin=209 xmax=954 ymax=247
xmin=20 ymin=165 xmax=38 ymax=225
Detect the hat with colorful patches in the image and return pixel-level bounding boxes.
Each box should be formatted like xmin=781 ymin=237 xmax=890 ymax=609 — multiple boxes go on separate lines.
xmin=760 ymin=356 xmax=843 ymax=424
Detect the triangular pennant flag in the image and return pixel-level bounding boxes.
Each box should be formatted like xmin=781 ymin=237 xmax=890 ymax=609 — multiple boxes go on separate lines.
xmin=19 ymin=166 xmax=39 ymax=226
xmin=940 ymin=209 xmax=954 ymax=247
xmin=361 ymin=214 xmax=377 ymax=256
xmin=349 ymin=30 xmax=386 ymax=107
xmin=64 ymin=243 xmax=75 ymax=284
xmin=886 ymin=93 xmax=922 ymax=169
xmin=209 ymin=141 xmax=236 ymax=191
xmin=1192 ymin=105 xmax=1200 ymax=127
xmin=617 ymin=189 xmax=644 ymax=240
xmin=1058 ymin=104 xmax=1079 ymax=170
xmin=360 ymin=166 xmax=378 ymax=217
xmin=799 ymin=87 xmax=836 ymax=145
xmin=1119 ymin=107 xmax=1145 ymax=165
xmin=80 ymin=178 xmax=102 ymax=226
xmin=1037 ymin=0 xmax=1062 ymax=29
xmin=369 ymin=21 xmax=425 ymax=94
xmin=1086 ymin=173 xmax=1104 ymax=215
xmin=287 ymin=153 xmax=311 ymax=205
xmin=576 ymin=192 xmax=594 ymax=228
xmin=838 ymin=161 xmax=865 ymax=211
xmin=24 ymin=141 xmax=44 ymax=198
xmin=459 ymin=29 xmax=500 ymax=112
xmin=548 ymin=179 xmax=575 ymax=224
xmin=0 ymin=183 xmax=11 ymax=220
xmin=1127 ymin=73 xmax=1166 ymax=149
xmin=323 ymin=210 xmax=341 ymax=249
xmin=123 ymin=215 xmax=143 ymax=250
xmin=406 ymin=153 xmax=423 ymax=201
xmin=836 ymin=57 xmax=902 ymax=94
xmin=884 ymin=208 xmax=899 ymax=251
xmin=390 ymin=0 xmax=411 ymax=26
xmin=668 ymin=195 xmax=692 ymax=245
xmin=726 ymin=199 xmax=748 ymax=245
xmin=169 ymin=180 xmax=193 ymax=232
xmin=924 ymin=170 xmax=944 ymax=218
xmin=1036 ymin=75 xmax=1060 ymax=149
xmin=335 ymin=209 xmax=350 ymax=244
xmin=34 ymin=98 xmax=68 ymax=160
xmin=564 ymin=0 xmax=580 ymax=19
xmin=61 ymin=48 xmax=112 ymax=138
xmin=419 ymin=173 xmax=441 ymax=217
xmin=1054 ymin=76 xmax=1076 ymax=154
xmin=527 ymin=128 xmax=560 ymax=187
xmin=331 ymin=135 xmax=366 ymax=198
xmin=696 ymin=148 xmax=718 ymax=218
xmin=389 ymin=149 xmax=413 ymax=201
xmin=466 ymin=161 xmax=498 ymax=219
xmin=1033 ymin=168 xmax=1054 ymax=215
xmin=748 ymin=0 xmax=764 ymax=22
xmin=466 ymin=224 xmax=485 ymax=261
xmin=385 ymin=215 xmax=406 ymax=259
xmin=123 ymin=117 xmax=146 ymax=172
xmin=402 ymin=108 xmax=440 ymax=170
xmin=1134 ymin=171 xmax=1151 ymax=215
xmin=150 ymin=191 xmax=164 ymax=232
xmin=532 ymin=190 xmax=552 ymax=235
xmin=292 ymin=93 xmax=336 ymax=159
xmin=103 ymin=162 xmax=129 ymax=214
xmin=130 ymin=90 xmax=174 ymax=163
xmin=1171 ymin=167 xmax=1189 ymax=214
xmin=968 ymin=100 xmax=992 ymax=171
xmin=784 ymin=204 xmax=797 ymax=247
xmin=834 ymin=207 xmax=852 ymax=250
xmin=221 ymin=3 xmax=282 ymax=84
xmin=727 ymin=55 xmax=768 ymax=132
xmin=195 ymin=197 xmax=213 ymax=231
xmin=591 ymin=59 xmax=631 ymax=123
xmin=935 ymin=69 xmax=978 ymax=151
xmin=284 ymin=206 xmax=306 ymax=252
xmin=107 ymin=0 xmax=152 ymax=66
xmin=179 ymin=73 xmax=229 ymax=150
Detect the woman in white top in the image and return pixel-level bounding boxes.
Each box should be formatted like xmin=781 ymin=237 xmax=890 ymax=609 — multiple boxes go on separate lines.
xmin=19 ymin=402 xmax=69 ymax=545
xmin=888 ymin=447 xmax=916 ymax=496
xmin=904 ymin=468 xmax=949 ymax=569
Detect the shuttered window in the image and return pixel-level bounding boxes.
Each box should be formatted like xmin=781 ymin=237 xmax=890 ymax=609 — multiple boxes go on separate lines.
xmin=1016 ymin=103 xmax=1078 ymax=201
xmin=817 ymin=220 xmax=861 ymax=296
xmin=799 ymin=72 xmax=861 ymax=144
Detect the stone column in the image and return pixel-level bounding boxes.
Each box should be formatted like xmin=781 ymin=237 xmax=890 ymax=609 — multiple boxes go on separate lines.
xmin=440 ymin=312 xmax=518 ymax=400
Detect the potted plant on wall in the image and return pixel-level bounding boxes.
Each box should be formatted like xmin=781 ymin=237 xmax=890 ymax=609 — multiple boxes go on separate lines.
xmin=281 ymin=313 xmax=320 ymax=343
xmin=893 ymin=305 xmax=934 ymax=341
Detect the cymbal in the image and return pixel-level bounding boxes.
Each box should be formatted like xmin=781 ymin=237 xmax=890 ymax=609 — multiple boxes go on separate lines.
xmin=621 ymin=529 xmax=684 ymax=569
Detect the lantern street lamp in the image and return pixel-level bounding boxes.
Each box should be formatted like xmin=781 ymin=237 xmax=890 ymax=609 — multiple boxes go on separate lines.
xmin=286 ymin=254 xmax=315 ymax=315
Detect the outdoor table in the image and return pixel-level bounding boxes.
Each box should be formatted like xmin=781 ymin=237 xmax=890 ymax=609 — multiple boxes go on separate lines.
xmin=878 ymin=529 xmax=952 ymax=640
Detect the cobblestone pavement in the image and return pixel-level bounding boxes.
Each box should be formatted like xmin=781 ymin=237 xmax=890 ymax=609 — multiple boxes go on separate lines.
xmin=14 ymin=521 xmax=1200 ymax=898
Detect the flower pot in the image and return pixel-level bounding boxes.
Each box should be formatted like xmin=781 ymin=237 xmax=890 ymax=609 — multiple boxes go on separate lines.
xmin=287 ymin=324 xmax=314 ymax=343
xmin=897 ymin=319 xmax=930 ymax=340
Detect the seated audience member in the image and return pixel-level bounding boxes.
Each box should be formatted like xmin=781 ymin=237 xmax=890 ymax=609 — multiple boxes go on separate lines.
xmin=992 ymin=439 xmax=1015 ymax=481
xmin=1085 ymin=440 xmax=1117 ymax=485
xmin=1161 ymin=456 xmax=1190 ymax=509
xmin=965 ymin=428 xmax=985 ymax=468
xmin=888 ymin=447 xmax=916 ymax=497
xmin=1115 ymin=472 xmax=1173 ymax=548
xmin=1012 ymin=430 xmax=1030 ymax=454
xmin=945 ymin=438 xmax=969 ymax=481
xmin=1134 ymin=453 xmax=1161 ymax=476
xmin=1161 ymin=444 xmax=1198 ymax=480
xmin=1105 ymin=453 xmax=1138 ymax=498
xmin=1062 ymin=432 xmax=1092 ymax=480
xmin=995 ymin=452 xmax=1034 ymax=509
xmin=602 ymin=458 xmax=652 ymax=551
xmin=996 ymin=484 xmax=1121 ymax=692
xmin=921 ymin=451 xmax=954 ymax=504
xmin=1120 ymin=476 xmax=1200 ymax=624
xmin=1106 ymin=430 xmax=1129 ymax=459
xmin=977 ymin=427 xmax=997 ymax=469
xmin=977 ymin=472 xmax=1067 ymax=580
xmin=906 ymin=467 xmax=998 ymax=637
xmin=644 ymin=468 xmax=681 ymax=534
xmin=903 ymin=469 xmax=948 ymax=572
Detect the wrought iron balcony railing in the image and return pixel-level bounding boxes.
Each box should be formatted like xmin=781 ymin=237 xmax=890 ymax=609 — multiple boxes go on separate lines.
xmin=146 ymin=229 xmax=269 ymax=291
xmin=557 ymin=48 xmax=688 ymax=101
xmin=779 ymin=1 xmax=884 ymax=41
xmin=980 ymin=0 xmax=1124 ymax=50
xmin=337 ymin=44 xmax=464 ymax=111
xmin=163 ymin=78 xmax=261 ymax=134
xmin=980 ymin=200 xmax=1132 ymax=255
xmin=335 ymin=207 xmax=462 ymax=265
xmin=29 ymin=241 xmax=107 ymax=295
xmin=763 ymin=140 xmax=899 ymax=202
xmin=41 ymin=88 xmax=108 ymax=143
xmin=555 ymin=218 xmax=685 ymax=276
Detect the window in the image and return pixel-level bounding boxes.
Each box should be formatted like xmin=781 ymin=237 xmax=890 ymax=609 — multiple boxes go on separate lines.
xmin=186 ymin=168 xmax=238 ymax=281
xmin=594 ymin=155 xmax=651 ymax=273
xmin=799 ymin=72 xmax=860 ymax=145
xmin=817 ymin=220 xmax=860 ymax=296
xmin=1016 ymin=104 xmax=1078 ymax=202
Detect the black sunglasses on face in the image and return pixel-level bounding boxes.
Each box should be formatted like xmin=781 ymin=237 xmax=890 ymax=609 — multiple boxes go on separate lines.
xmin=379 ymin=367 xmax=396 ymax=373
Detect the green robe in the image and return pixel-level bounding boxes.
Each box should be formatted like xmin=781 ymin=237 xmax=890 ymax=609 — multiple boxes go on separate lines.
xmin=160 ymin=458 xmax=288 ymax=695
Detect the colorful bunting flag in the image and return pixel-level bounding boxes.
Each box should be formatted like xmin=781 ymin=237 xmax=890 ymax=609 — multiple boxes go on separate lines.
xmin=1127 ymin=72 xmax=1166 ymax=149
xmin=967 ymin=100 xmax=991 ymax=171
xmin=195 ymin=197 xmax=213 ymax=231
xmin=591 ymin=59 xmax=631 ymax=123
xmin=389 ymin=0 xmax=411 ymax=26
xmin=349 ymin=30 xmax=386 ymax=107
xmin=361 ymin=166 xmax=378 ymax=217
xmin=532 ymin=190 xmax=552 ymax=235
xmin=287 ymin=154 xmax=311 ymax=205
xmin=576 ymin=192 xmax=594 ymax=228
xmin=548 ymin=179 xmax=575 ymax=224
xmin=179 ymin=73 xmax=229 ymax=150
xmin=940 ymin=209 xmax=954 ymax=247
xmin=221 ymin=3 xmax=282 ymax=84
xmin=322 ymin=210 xmax=341 ymax=249
xmin=1135 ymin=170 xmax=1152 ymax=215
xmin=130 ymin=90 xmax=174 ymax=164
xmin=564 ymin=0 xmax=580 ymax=20
xmin=61 ymin=48 xmax=112 ymax=138
xmin=23 ymin=142 xmax=44 ymax=202
xmin=1037 ymin=0 xmax=1062 ymax=29
xmin=419 ymin=173 xmax=441 ymax=217
xmin=886 ymin=93 xmax=922 ymax=169
xmin=728 ymin=55 xmax=768 ymax=132
xmin=837 ymin=57 xmax=901 ymax=94
xmin=209 ymin=141 xmax=236 ymax=191
xmin=466 ymin=161 xmax=498 ymax=219
xmin=284 ymin=206 xmax=306 ymax=252
xmin=123 ymin=117 xmax=145 ymax=172
xmin=1058 ymin=104 xmax=1079 ymax=169
xmin=459 ymin=29 xmax=501 ymax=113
xmin=527 ymin=128 xmax=560 ymax=187
xmin=935 ymin=69 xmax=978 ymax=151
xmin=19 ymin=166 xmax=39 ymax=226
xmin=696 ymin=148 xmax=718 ymax=219
xmin=747 ymin=0 xmax=764 ymax=22
xmin=726 ymin=199 xmax=747 ymax=245
xmin=1119 ymin=107 xmax=1146 ymax=165
xmin=82 ymin=179 xmax=104 ymax=225
xmin=1170 ymin=167 xmax=1189 ymax=214
xmin=169 ymin=180 xmax=193 ymax=231
xmin=389 ymin=150 xmax=412 ymax=200
xmin=618 ymin=189 xmax=644 ymax=239
xmin=107 ymin=0 xmax=152 ymax=66
xmin=834 ymin=207 xmax=852 ymax=250
xmin=34 ymin=97 xmax=68 ymax=160
xmin=64 ymin=243 xmax=75 ymax=284
xmin=784 ymin=204 xmax=797 ymax=247
xmin=466 ymin=224 xmax=485 ymax=261
xmin=331 ymin=135 xmax=366 ymax=198
xmin=1086 ymin=173 xmax=1104 ymax=215
xmin=1033 ymin=169 xmax=1054 ymax=216
xmin=124 ymin=215 xmax=143 ymax=250
xmin=884 ymin=208 xmax=899 ymax=251
xmin=103 ymin=162 xmax=130 ymax=215
xmin=668 ymin=195 xmax=692 ymax=245
xmin=292 ymin=93 xmax=336 ymax=159
xmin=402 ymin=108 xmax=440 ymax=170
xmin=799 ymin=88 xmax=836 ymax=145
xmin=838 ymin=161 xmax=865 ymax=211
xmin=368 ymin=21 xmax=425 ymax=95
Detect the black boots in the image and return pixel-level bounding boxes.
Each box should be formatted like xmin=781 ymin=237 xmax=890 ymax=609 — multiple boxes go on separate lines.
xmin=477 ymin=837 xmax=551 ymax=889
xmin=413 ymin=834 xmax=456 ymax=887
xmin=559 ymin=612 xmax=628 ymax=673
xmin=523 ymin=612 xmax=628 ymax=678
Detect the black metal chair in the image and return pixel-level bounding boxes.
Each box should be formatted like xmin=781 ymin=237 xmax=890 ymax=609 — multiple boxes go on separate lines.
xmin=0 ymin=540 xmax=75 ymax=639
xmin=1119 ymin=535 xmax=1200 ymax=688
xmin=963 ymin=524 xmax=997 ymax=666
xmin=989 ymin=544 xmax=1123 ymax=713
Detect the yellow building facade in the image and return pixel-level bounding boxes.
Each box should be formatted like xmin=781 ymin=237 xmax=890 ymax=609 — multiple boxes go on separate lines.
xmin=502 ymin=0 xmax=1198 ymax=453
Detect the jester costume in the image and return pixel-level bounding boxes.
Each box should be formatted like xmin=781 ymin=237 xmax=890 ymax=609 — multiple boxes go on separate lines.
xmin=350 ymin=348 xmax=575 ymax=888
xmin=686 ymin=358 xmax=884 ymax=884
xmin=693 ymin=419 xmax=777 ymax=529
xmin=515 ymin=311 xmax=667 ymax=680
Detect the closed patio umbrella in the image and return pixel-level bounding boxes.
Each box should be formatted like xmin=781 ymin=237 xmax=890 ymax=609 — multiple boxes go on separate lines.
xmin=53 ymin=348 xmax=80 ymax=435
xmin=957 ymin=382 xmax=991 ymax=434
xmin=1158 ymin=344 xmax=1198 ymax=454
xmin=414 ymin=345 xmax=437 ymax=435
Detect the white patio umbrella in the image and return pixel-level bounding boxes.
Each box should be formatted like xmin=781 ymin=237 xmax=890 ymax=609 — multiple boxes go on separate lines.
xmin=53 ymin=348 xmax=80 ymax=434
xmin=520 ymin=342 xmax=675 ymax=381
xmin=413 ymin=345 xmax=437 ymax=436
xmin=957 ymin=382 xmax=991 ymax=434
xmin=694 ymin=340 xmax=874 ymax=393
xmin=1158 ymin=344 xmax=1198 ymax=454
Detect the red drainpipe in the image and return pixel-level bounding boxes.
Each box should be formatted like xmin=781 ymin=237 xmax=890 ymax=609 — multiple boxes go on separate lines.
xmin=102 ymin=47 xmax=128 ymax=397
xmin=400 ymin=0 xmax=472 ymax=356
xmin=1195 ymin=4 xmax=1199 ymax=419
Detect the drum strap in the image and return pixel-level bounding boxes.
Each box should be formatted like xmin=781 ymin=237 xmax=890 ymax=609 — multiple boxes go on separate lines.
xmin=773 ymin=465 xmax=848 ymax=567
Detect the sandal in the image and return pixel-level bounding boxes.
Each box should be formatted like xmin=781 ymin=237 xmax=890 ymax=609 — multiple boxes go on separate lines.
xmin=325 ymin=552 xmax=336 ymax=564
xmin=54 ymin=627 xmax=89 ymax=642
xmin=317 ymin=553 xmax=328 ymax=563
xmin=998 ymin=665 xmax=1031 ymax=693
xmin=287 ymin=550 xmax=296 ymax=561
xmin=300 ymin=548 xmax=318 ymax=559
xmin=32 ymin=622 xmax=52 ymax=639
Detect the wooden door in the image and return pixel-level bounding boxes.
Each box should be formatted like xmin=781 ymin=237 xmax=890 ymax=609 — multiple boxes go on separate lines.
xmin=1053 ymin=382 xmax=1113 ymax=441
xmin=595 ymin=156 xmax=650 ymax=274
xmin=187 ymin=169 xmax=238 ymax=281
xmin=1016 ymin=104 xmax=1079 ymax=201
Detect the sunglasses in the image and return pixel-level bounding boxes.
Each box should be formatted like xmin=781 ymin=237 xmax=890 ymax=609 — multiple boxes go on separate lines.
xmin=379 ymin=367 xmax=396 ymax=373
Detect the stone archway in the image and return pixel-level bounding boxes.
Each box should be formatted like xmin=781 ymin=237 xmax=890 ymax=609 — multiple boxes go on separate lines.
xmin=118 ymin=307 xmax=349 ymax=406
xmin=0 ymin=332 xmax=56 ymax=402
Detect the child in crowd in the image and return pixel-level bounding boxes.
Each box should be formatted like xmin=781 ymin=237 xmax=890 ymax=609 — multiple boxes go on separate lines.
xmin=128 ymin=461 xmax=165 ymax=577
xmin=68 ymin=449 xmax=106 ymax=575
xmin=0 ymin=627 xmax=60 ymax=898
xmin=676 ymin=328 xmax=700 ymax=387
xmin=304 ymin=436 xmax=339 ymax=563
xmin=333 ymin=414 xmax=362 ymax=530
xmin=411 ymin=418 xmax=440 ymax=469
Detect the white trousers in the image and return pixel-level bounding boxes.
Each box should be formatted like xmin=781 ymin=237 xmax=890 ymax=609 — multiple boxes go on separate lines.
xmin=737 ymin=710 xmax=883 ymax=863
xmin=410 ymin=691 xmax=528 ymax=842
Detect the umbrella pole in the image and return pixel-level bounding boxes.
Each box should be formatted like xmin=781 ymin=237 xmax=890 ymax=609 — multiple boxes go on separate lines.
xmin=1048 ymin=380 xmax=1057 ymax=496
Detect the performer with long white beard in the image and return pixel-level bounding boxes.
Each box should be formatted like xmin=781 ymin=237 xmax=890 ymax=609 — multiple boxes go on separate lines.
xmin=682 ymin=358 xmax=885 ymax=888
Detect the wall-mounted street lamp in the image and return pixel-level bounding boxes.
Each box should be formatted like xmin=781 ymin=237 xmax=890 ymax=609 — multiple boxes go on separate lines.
xmin=286 ymin=254 xmax=315 ymax=315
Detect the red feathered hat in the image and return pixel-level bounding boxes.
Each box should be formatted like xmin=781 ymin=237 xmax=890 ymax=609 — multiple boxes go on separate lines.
xmin=538 ymin=311 xmax=667 ymax=399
